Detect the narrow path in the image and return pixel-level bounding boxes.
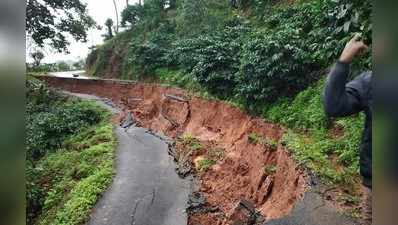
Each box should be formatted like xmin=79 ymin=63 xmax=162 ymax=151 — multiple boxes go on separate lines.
xmin=66 ymin=92 xmax=191 ymax=225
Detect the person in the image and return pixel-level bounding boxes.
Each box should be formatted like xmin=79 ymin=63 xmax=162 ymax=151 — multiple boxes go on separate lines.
xmin=323 ymin=34 xmax=372 ymax=225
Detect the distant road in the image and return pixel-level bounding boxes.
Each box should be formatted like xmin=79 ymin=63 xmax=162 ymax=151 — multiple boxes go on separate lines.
xmin=49 ymin=70 xmax=90 ymax=79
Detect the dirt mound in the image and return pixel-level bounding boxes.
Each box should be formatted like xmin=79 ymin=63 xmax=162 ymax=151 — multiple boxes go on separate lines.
xmin=41 ymin=77 xmax=308 ymax=224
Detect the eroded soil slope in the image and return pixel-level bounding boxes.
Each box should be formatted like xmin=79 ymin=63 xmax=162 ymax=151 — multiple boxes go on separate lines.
xmin=41 ymin=77 xmax=308 ymax=223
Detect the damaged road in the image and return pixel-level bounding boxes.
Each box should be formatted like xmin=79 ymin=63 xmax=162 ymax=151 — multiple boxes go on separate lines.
xmin=88 ymin=125 xmax=191 ymax=225
xmin=43 ymin=76 xmax=358 ymax=225
xmin=65 ymin=92 xmax=192 ymax=225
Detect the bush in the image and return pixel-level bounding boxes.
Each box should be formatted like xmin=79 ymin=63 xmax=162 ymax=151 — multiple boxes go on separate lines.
xmin=26 ymin=99 xmax=105 ymax=160
xmin=26 ymin=79 xmax=114 ymax=224
xmin=88 ymin=0 xmax=371 ymax=103
xmin=169 ymin=20 xmax=249 ymax=97
xmin=236 ymin=28 xmax=319 ymax=108
xmin=265 ymin=79 xmax=327 ymax=130
xmin=264 ymin=78 xmax=364 ymax=187
xmin=176 ymin=0 xmax=233 ymax=36
xmin=121 ymin=4 xmax=145 ymax=27
xmin=125 ymin=22 xmax=175 ymax=77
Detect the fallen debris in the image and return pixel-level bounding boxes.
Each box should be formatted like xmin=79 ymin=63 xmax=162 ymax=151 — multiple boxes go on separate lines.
xmin=120 ymin=112 xmax=135 ymax=128
xmin=226 ymin=199 xmax=265 ymax=225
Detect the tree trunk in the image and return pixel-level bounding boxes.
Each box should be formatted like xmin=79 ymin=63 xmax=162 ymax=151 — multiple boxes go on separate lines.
xmin=112 ymin=0 xmax=119 ymax=33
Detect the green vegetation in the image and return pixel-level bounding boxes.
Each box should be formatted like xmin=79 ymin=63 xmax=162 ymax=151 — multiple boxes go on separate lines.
xmin=85 ymin=0 xmax=371 ymax=202
xmin=87 ymin=0 xmax=371 ymax=108
xmin=26 ymin=59 xmax=85 ymax=74
xmin=265 ymin=79 xmax=364 ymax=187
xmin=264 ymin=164 xmax=277 ymax=175
xmin=26 ymin=78 xmax=116 ymax=225
xmin=26 ymin=0 xmax=95 ymax=52
xmin=248 ymin=132 xmax=278 ymax=150
xmin=207 ymin=148 xmax=225 ymax=161
xmin=181 ymin=133 xmax=203 ymax=151
xmin=196 ymin=158 xmax=216 ymax=172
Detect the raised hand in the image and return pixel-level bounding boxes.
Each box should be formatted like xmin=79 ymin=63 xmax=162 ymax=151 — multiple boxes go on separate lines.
xmin=339 ymin=34 xmax=369 ymax=63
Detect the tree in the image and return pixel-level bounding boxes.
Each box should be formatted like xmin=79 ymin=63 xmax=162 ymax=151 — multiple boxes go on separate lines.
xmin=73 ymin=60 xmax=84 ymax=70
xmin=121 ymin=4 xmax=145 ymax=27
xmin=112 ymin=0 xmax=120 ymax=33
xmin=176 ymin=0 xmax=207 ymax=35
xmin=30 ymin=51 xmax=45 ymax=67
xmin=57 ymin=61 xmax=71 ymax=71
xmin=26 ymin=0 xmax=96 ymax=53
xmin=103 ymin=18 xmax=114 ymax=40
xmin=167 ymin=0 xmax=176 ymax=9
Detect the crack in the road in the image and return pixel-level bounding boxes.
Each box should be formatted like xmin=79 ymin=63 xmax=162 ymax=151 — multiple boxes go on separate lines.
xmin=130 ymin=198 xmax=141 ymax=225
xmin=150 ymin=188 xmax=156 ymax=206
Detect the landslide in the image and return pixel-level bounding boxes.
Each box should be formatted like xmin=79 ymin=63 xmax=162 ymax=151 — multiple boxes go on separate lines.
xmin=42 ymin=77 xmax=308 ymax=223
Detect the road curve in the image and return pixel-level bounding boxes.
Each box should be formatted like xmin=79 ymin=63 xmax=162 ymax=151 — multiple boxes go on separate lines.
xmin=65 ymin=92 xmax=191 ymax=225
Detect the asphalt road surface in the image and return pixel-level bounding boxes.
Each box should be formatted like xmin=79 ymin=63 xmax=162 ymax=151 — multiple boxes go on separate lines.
xmin=49 ymin=70 xmax=90 ymax=79
xmin=57 ymin=78 xmax=359 ymax=225
xmin=66 ymin=92 xmax=191 ymax=225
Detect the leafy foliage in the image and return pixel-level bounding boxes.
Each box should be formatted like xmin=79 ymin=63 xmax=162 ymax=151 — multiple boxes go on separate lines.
xmin=26 ymin=0 xmax=96 ymax=52
xmin=26 ymin=80 xmax=104 ymax=160
xmin=196 ymin=158 xmax=216 ymax=172
xmin=263 ymin=164 xmax=277 ymax=175
xmin=236 ymin=29 xmax=319 ymax=108
xmin=26 ymin=78 xmax=115 ymax=225
xmin=103 ymin=18 xmax=114 ymax=41
xmin=121 ymin=4 xmax=145 ymax=27
xmin=265 ymin=78 xmax=364 ymax=187
xmin=82 ymin=0 xmax=371 ymax=207
xmin=175 ymin=0 xmax=232 ymax=36
xmin=31 ymin=51 xmax=45 ymax=67
xmin=127 ymin=22 xmax=175 ymax=76
xmin=169 ymin=20 xmax=249 ymax=97
xmin=88 ymin=0 xmax=371 ymax=109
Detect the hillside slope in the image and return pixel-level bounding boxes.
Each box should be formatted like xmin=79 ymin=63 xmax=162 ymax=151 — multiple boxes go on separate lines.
xmin=85 ymin=0 xmax=371 ymax=218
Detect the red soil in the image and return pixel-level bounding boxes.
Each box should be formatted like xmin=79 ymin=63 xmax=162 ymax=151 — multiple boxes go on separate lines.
xmin=41 ymin=77 xmax=308 ymax=223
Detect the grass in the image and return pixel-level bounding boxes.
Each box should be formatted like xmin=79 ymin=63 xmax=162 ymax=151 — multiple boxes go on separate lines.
xmin=265 ymin=79 xmax=364 ymax=189
xmin=180 ymin=133 xmax=203 ymax=151
xmin=248 ymin=132 xmax=278 ymax=150
xmin=264 ymin=164 xmax=277 ymax=175
xmin=33 ymin=104 xmax=116 ymax=225
xmin=196 ymin=158 xmax=216 ymax=172
xmin=207 ymin=148 xmax=225 ymax=161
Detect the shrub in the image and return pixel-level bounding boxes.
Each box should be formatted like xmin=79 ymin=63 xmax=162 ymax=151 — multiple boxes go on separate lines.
xmin=265 ymin=78 xmax=364 ymax=187
xmin=264 ymin=78 xmax=327 ymax=130
xmin=126 ymin=22 xmax=175 ymax=77
xmin=236 ymin=28 xmax=319 ymax=109
xmin=196 ymin=158 xmax=216 ymax=171
xmin=121 ymin=4 xmax=145 ymax=27
xmin=169 ymin=20 xmax=249 ymax=97
xmin=26 ymin=79 xmax=114 ymax=224
xmin=26 ymin=100 xmax=105 ymax=160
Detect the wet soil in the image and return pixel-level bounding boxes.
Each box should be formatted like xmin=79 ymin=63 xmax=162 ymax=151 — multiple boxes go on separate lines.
xmin=42 ymin=77 xmax=309 ymax=224
xmin=63 ymin=92 xmax=191 ymax=225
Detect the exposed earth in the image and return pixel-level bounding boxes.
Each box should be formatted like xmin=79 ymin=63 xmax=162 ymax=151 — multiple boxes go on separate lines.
xmin=41 ymin=75 xmax=358 ymax=225
xmin=64 ymin=92 xmax=191 ymax=225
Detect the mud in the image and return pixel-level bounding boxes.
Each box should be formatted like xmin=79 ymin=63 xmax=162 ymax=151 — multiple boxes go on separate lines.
xmin=40 ymin=77 xmax=308 ymax=224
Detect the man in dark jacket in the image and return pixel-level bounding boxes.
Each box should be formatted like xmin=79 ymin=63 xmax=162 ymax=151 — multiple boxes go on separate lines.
xmin=323 ymin=34 xmax=372 ymax=225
